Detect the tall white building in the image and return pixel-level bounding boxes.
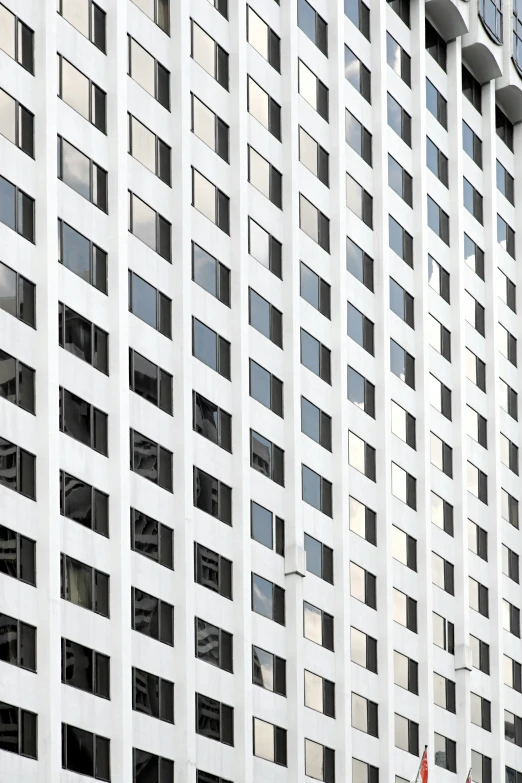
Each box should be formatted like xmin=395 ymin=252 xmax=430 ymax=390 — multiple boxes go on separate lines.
xmin=1 ymin=0 xmax=522 ymax=781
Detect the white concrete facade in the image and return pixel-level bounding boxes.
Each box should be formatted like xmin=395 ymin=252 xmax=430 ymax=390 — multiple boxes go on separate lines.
xmin=1 ymin=0 xmax=522 ymax=782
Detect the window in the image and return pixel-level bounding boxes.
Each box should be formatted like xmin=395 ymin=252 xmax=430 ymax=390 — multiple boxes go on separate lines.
xmin=0 ymin=174 xmax=34 ymax=242
xmin=192 ymin=243 xmax=230 ymax=307
xmin=302 ymin=465 xmax=332 ymax=517
xmin=470 ymin=692 xmax=491 ymax=730
xmin=301 ymin=328 xmax=331 ymax=383
xmin=0 ymin=613 xmax=36 ymax=672
xmin=462 ymin=66 xmax=482 ymax=112
xmin=345 ymin=46 xmax=371 ymax=102
xmin=0 ymin=525 xmax=35 ymax=584
xmin=348 ymin=432 xmax=376 ymax=481
xmin=387 ymin=92 xmax=411 ymax=146
xmin=349 ymin=496 xmax=376 ymax=545
xmin=346 ymin=174 xmax=373 ymax=226
xmin=345 ymin=110 xmax=372 ymax=165
xmin=134 ymin=749 xmax=174 ymax=783
xmin=433 ymin=612 xmax=454 ymax=653
xmin=252 ymin=573 xmax=285 ymax=624
xmin=350 ymin=627 xmax=377 ymax=672
xmin=248 ymin=146 xmax=282 ymax=208
xmin=195 ymin=543 xmax=232 ymax=599
xmin=304 ymin=601 xmax=334 ymax=649
xmin=61 ymin=554 xmax=109 ymax=617
xmin=247 ymin=6 xmax=280 ymax=71
xmin=390 ymin=339 xmax=415 ymax=389
xmin=0 ymin=87 xmax=34 ymax=157
xmin=128 ymin=191 xmax=171 ymax=260
xmin=59 ymin=387 xmax=108 ymax=456
xmin=128 ymin=271 xmax=171 ymax=337
xmin=347 ymin=303 xmax=374 ymax=355
xmin=432 ymin=551 xmax=454 ymax=594
xmin=298 ymin=59 xmax=329 ymax=121
xmin=298 ymin=0 xmax=327 ymax=54
xmin=58 ymin=0 xmax=106 ymax=50
xmin=348 ymin=367 xmax=375 ymax=418
xmin=498 ymin=268 xmax=516 ymax=312
xmin=497 ymin=160 xmax=514 ymax=204
xmin=0 ymin=348 xmax=35 ymax=414
xmin=498 ymin=214 xmax=516 ymax=258
xmin=247 ymin=77 xmax=281 ymax=141
xmin=471 ymin=751 xmax=492 ymax=783
xmin=393 ymin=588 xmax=417 ymax=632
xmin=0 ymin=4 xmax=34 ymax=72
xmin=345 ymin=0 xmax=370 ymax=38
xmin=468 ymin=519 xmax=488 ymax=560
xmin=192 ymin=168 xmax=230 ymax=234
xmin=463 ymin=178 xmax=483 ymax=224
xmin=299 ymin=127 xmax=329 ymax=186
xmin=353 ymin=760 xmax=379 ymax=783
xmin=388 ymin=156 xmax=412 ymax=207
xmin=500 ymin=378 xmax=518 ymax=420
xmin=0 ymin=256 xmax=34 ymax=328
xmin=59 ymin=220 xmax=106 ymax=294
xmin=501 ymin=433 xmax=519 ymax=475
xmin=304 ymin=534 xmax=332 ymax=585
xmin=250 ymin=430 xmax=284 ymax=486
xmin=191 ymin=19 xmax=229 ymax=88
xmin=350 ymin=562 xmax=377 ymax=608
xmin=426 ymin=138 xmax=448 ymax=186
xmin=469 ymin=577 xmax=489 ymax=617
xmin=305 ymin=670 xmax=335 ymax=717
xmin=193 ymin=467 xmax=232 ymax=524
xmin=431 ymin=492 xmax=454 ymax=536
xmin=132 ymin=667 xmax=173 ymax=723
xmin=130 ymin=429 xmax=173 ymax=492
xmin=390 ymin=279 xmax=414 ymax=328
xmin=434 ymin=734 xmax=456 ymax=772
xmin=504 ymin=599 xmax=521 ymax=637
xmin=466 ymin=406 xmax=487 ymax=448
xmin=504 ymin=654 xmax=522 ymax=691
xmin=196 ymin=694 xmax=234 ymax=745
xmin=467 ymin=462 xmax=488 ymax=504
xmin=426 ymin=79 xmax=447 ymax=128
xmin=251 ymin=501 xmax=284 ymax=554
xmin=300 ymin=194 xmax=330 ymax=251
xmin=389 ymin=215 xmax=413 ymax=266
xmin=479 ymin=0 xmax=502 ymax=42
xmin=427 ymin=196 xmax=450 ymax=244
xmin=0 ymin=702 xmax=35 ymax=760
xmin=352 ymin=693 xmax=378 ymax=737
xmin=195 ymin=617 xmax=233 ymax=673
xmin=128 ymin=114 xmax=170 ymax=185
xmin=465 ymin=348 xmax=486 ymax=391
xmin=249 ymin=288 xmax=283 ymax=347
xmin=131 ymin=508 xmax=173 ymax=569
xmin=430 ymin=375 xmax=452 ymax=420
xmin=128 ymin=35 xmax=170 ymax=108
xmin=131 ymin=0 xmax=169 ymax=32
xmin=499 ymin=322 xmax=517 ymax=365
xmin=253 ymin=718 xmax=287 ymax=765
xmin=248 ymin=217 xmax=282 ymax=278
xmin=433 ymin=673 xmax=455 ymax=712
xmin=428 ymin=314 xmax=451 ymax=360
xmin=464 ymin=233 xmax=485 ymax=280
xmin=58 ymin=136 xmax=108 ymax=211
xmin=253 ymin=646 xmax=286 ymax=695
xmin=428 ymin=256 xmax=450 ymax=302
xmin=388 ymin=0 xmax=410 ymax=26
xmin=62 ymin=638 xmax=109 ymax=698
xmin=58 ymin=54 xmax=106 ymax=132
xmin=305 ymin=739 xmax=335 ymax=782
xmin=426 ymin=20 xmax=446 ymax=69
xmin=502 ymin=488 xmax=519 ymax=528
xmin=506 ymin=767 xmax=522 ymax=783
xmin=60 ymin=471 xmax=108 ymax=537
xmin=430 ymin=432 xmax=453 ymax=478
xmin=395 ymin=714 xmax=418 ymax=755
xmin=59 ymin=303 xmax=108 ymax=375
xmin=392 ymin=526 xmax=417 ymax=570
xmin=463 ymin=121 xmax=482 ymax=167
xmin=301 ymin=398 xmax=332 ymax=451
xmin=300 ymin=263 xmax=330 ymax=319
xmin=129 ymin=349 xmax=172 ymax=415
xmin=505 ymin=710 xmax=522 ymax=746
xmin=394 ymin=651 xmax=418 ymax=694
xmin=346 ymin=237 xmax=374 ymax=290
xmin=193 ymin=393 xmax=231 ymax=452
xmin=192 ymin=317 xmax=230 ymax=379
xmin=387 ymin=33 xmax=411 ymax=85
xmin=131 ymin=587 xmax=173 ymax=645
xmin=249 ymin=359 xmax=283 ymax=416
xmin=497 ymin=105 xmax=514 ymax=150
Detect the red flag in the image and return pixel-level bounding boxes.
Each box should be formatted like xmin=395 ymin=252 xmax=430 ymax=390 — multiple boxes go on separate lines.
xmin=419 ymin=747 xmax=428 ymax=783
xmin=465 ymin=769 xmax=472 ymax=783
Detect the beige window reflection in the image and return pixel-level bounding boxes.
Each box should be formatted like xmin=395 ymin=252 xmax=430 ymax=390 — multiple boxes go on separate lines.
xmin=394 ymin=650 xmax=408 ymax=689
xmin=0 ymin=4 xmax=15 ymax=59
xmin=299 ymin=127 xmax=318 ymax=176
xmin=62 ymin=0 xmax=89 ymax=36
xmin=467 ymin=461 xmax=478 ymax=496
xmin=393 ymin=588 xmax=406 ymax=626
xmin=348 ymin=431 xmax=365 ymax=474
xmin=131 ymin=193 xmax=156 ymax=250
xmin=428 ymin=314 xmax=441 ymax=352
xmin=248 ymin=77 xmax=268 ymax=129
xmin=391 ymin=462 xmax=406 ymax=503
xmin=0 ymin=88 xmax=16 ymax=144
xmin=132 ymin=0 xmax=155 ymax=22
xmin=430 ymin=432 xmax=443 ymax=470
xmin=192 ymin=21 xmax=215 ymax=77
xmin=431 ymin=492 xmax=444 ymax=529
xmin=465 ymin=347 xmax=477 ymax=384
xmin=392 ymin=526 xmax=407 ymax=565
xmin=394 ymin=713 xmax=408 ymax=750
xmin=60 ymin=57 xmax=90 ymax=120
xmin=433 ymin=672 xmax=446 ymax=708
xmin=247 ymin=7 xmax=268 ymax=60
xmin=350 ymin=627 xmax=366 ymax=667
xmin=192 ymin=95 xmax=215 ymax=150
xmin=61 ymin=139 xmax=90 ymax=201
xmin=300 ymin=194 xmax=318 ymax=242
xmin=253 ymin=717 xmax=274 ymax=762
xmin=129 ymin=115 xmax=156 ymax=173
xmin=303 ymin=601 xmax=322 ymax=644
xmin=129 ymin=38 xmax=155 ymax=97
xmin=391 ymin=401 xmax=406 ymax=441
xmin=304 ymin=670 xmax=323 ymax=712
xmin=305 ymin=738 xmax=323 ymax=780
xmin=432 ymin=552 xmax=444 ymax=588
xmin=429 ymin=374 xmax=441 ymax=411
xmin=299 ymin=60 xmax=317 ymax=110
xmin=500 ymin=433 xmax=510 ymax=467
xmin=351 ymin=693 xmax=367 ymax=732
xmin=350 ymin=562 xmax=365 ymax=602
xmin=349 ymin=496 xmax=365 ymax=538
xmin=249 ymin=218 xmax=270 ymax=269
xmin=193 ymin=170 xmax=216 ymax=223
xmin=249 ymin=147 xmax=270 ymax=199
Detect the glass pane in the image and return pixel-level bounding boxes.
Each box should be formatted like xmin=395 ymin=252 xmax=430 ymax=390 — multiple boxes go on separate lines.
xmin=299 ymin=60 xmax=317 ymax=109
xmin=251 ymin=501 xmax=273 ymax=548
xmin=130 ymin=115 xmax=156 ymax=172
xmin=192 ymin=95 xmax=215 ymax=150
xmin=193 ymin=319 xmax=217 ymax=370
xmin=192 ymin=244 xmax=217 ymax=297
xmin=62 ymin=0 xmax=89 ymax=36
xmin=192 ymin=22 xmax=215 ymax=77
xmin=305 ymin=738 xmax=323 ymax=780
xmin=131 ymin=194 xmax=156 ymax=251
xmin=63 ymin=639 xmax=93 ymax=692
xmin=304 ymin=601 xmax=322 ymax=644
xmin=254 ymin=718 xmax=274 ymax=762
xmin=193 ymin=170 xmax=216 ymax=223
xmin=0 ymin=89 xmax=15 ymax=144
xmin=248 ymin=77 xmax=268 ymax=128
xmin=0 ymin=5 xmax=15 ymax=59
xmin=130 ymin=38 xmax=155 ymax=97
xmin=252 ymin=573 xmax=273 ymax=619
xmin=132 ymin=0 xmax=155 ymax=21
xmin=253 ymin=646 xmax=273 ymax=690
xmin=248 ymin=8 xmax=268 ymax=58
xmin=61 ymin=222 xmax=91 ymax=282
xmin=61 ymin=58 xmax=90 ymax=120
xmin=0 ymin=176 xmax=15 ymax=231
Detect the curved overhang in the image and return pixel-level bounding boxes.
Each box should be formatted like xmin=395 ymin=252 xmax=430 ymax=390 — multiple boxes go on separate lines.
xmin=462 ymin=40 xmax=502 ymax=82
xmin=425 ymin=0 xmax=469 ymax=40
xmin=496 ymin=82 xmax=522 ymax=123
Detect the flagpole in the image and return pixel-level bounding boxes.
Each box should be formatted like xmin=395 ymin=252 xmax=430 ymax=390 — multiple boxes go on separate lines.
xmin=413 ymin=745 xmax=428 ymax=783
